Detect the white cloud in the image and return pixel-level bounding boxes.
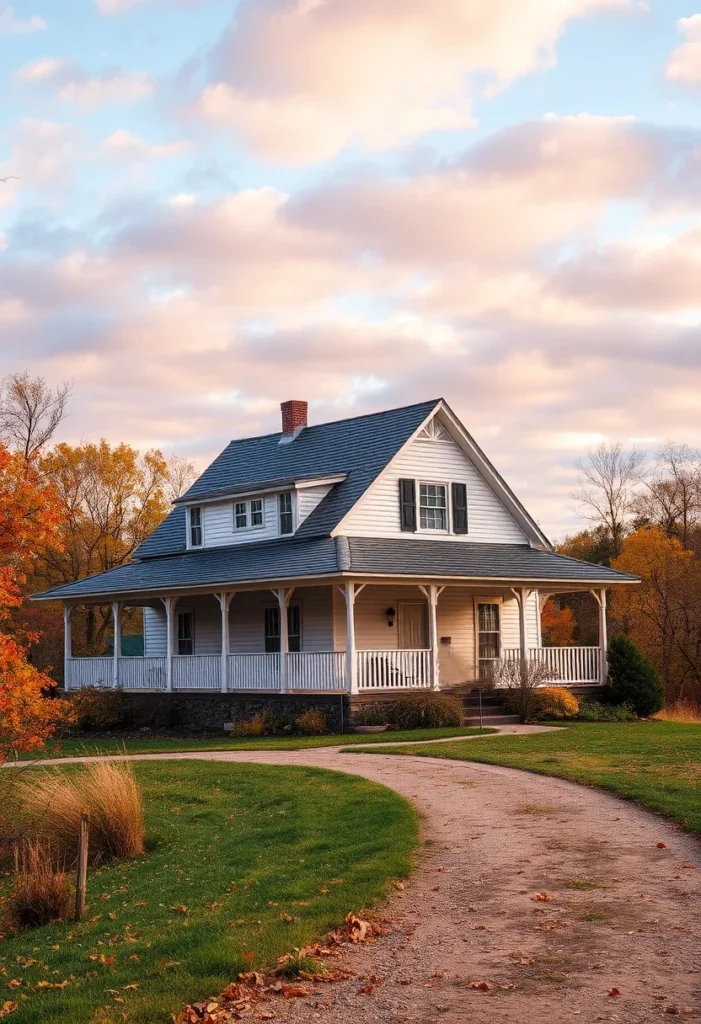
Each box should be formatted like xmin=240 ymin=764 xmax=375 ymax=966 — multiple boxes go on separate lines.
xmin=103 ymin=129 xmax=191 ymax=160
xmin=0 ymin=5 xmax=46 ymax=35
xmin=17 ymin=59 xmax=153 ymax=108
xmin=95 ymin=0 xmax=151 ymax=12
xmin=194 ymin=0 xmax=637 ymax=161
xmin=0 ymin=119 xmax=82 ymax=208
xmin=666 ymin=14 xmax=701 ymax=85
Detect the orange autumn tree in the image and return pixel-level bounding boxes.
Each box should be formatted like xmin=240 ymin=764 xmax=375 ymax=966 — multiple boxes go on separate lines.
xmin=612 ymin=527 xmax=701 ymax=703
xmin=541 ymin=599 xmax=576 ymax=647
xmin=0 ymin=444 xmax=73 ymax=762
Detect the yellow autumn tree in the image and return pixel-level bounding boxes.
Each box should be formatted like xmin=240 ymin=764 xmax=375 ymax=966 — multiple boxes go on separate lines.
xmin=612 ymin=528 xmax=701 ymax=703
xmin=32 ymin=442 xmax=176 ymax=657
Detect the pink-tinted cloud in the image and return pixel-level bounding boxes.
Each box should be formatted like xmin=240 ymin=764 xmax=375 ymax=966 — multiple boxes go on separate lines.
xmin=0 ymin=5 xmax=46 ymax=34
xmin=195 ymin=0 xmax=637 ymax=161
xmin=666 ymin=14 xmax=701 ymax=85
xmin=17 ymin=59 xmax=153 ymax=108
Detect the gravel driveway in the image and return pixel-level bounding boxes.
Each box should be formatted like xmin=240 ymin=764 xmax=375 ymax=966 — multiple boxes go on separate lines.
xmin=12 ymin=743 xmax=701 ymax=1022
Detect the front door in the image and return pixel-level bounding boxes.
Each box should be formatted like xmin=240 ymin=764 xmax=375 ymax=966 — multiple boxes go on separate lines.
xmin=398 ymin=601 xmax=428 ymax=649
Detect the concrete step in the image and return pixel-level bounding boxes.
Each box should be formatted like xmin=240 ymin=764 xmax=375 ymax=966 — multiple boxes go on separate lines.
xmin=464 ymin=712 xmax=521 ymax=726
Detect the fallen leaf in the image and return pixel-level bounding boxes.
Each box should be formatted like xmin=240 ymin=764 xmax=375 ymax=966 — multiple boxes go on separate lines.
xmin=609 ymin=988 xmax=621 ymax=997
xmin=465 ymin=981 xmax=490 ymax=991
xmin=657 ymin=842 xmax=667 ymax=849
xmin=533 ymin=892 xmax=552 ymax=902
xmin=394 ymin=881 xmax=405 ymax=891
xmin=173 ymin=905 xmax=188 ymax=915
xmin=281 ymin=985 xmax=308 ymax=998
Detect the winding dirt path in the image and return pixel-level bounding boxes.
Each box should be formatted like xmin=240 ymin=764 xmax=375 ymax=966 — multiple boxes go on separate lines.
xmin=13 ymin=744 xmax=701 ymax=1021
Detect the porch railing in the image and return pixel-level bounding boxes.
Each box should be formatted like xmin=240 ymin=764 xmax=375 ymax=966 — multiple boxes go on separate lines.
xmin=228 ymin=653 xmax=279 ymax=690
xmin=65 ymin=657 xmax=113 ymax=690
xmin=173 ymin=654 xmax=220 ymax=690
xmin=502 ymin=646 xmax=601 ymax=684
xmin=287 ymin=651 xmax=346 ymax=691
xmin=357 ymin=649 xmax=432 ymax=690
xmin=65 ymin=645 xmax=602 ymax=692
xmin=120 ymin=656 xmax=166 ymax=690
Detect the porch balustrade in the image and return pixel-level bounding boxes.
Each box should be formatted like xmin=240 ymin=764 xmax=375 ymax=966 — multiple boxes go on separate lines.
xmin=65 ymin=644 xmax=603 ymax=692
xmin=502 ymin=646 xmax=601 ymax=684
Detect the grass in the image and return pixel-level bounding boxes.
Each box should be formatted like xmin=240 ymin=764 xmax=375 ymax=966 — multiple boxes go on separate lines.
xmin=16 ymin=726 xmax=492 ymax=761
xmin=0 ymin=760 xmax=418 ymax=1024
xmin=344 ymin=721 xmax=701 ymax=836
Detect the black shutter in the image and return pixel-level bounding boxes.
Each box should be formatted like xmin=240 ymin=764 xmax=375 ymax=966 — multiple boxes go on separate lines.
xmin=451 ymin=482 xmax=468 ymax=534
xmin=399 ymin=479 xmax=417 ymax=532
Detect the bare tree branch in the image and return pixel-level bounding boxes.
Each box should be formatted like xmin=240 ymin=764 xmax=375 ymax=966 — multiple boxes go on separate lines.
xmin=165 ymin=453 xmax=197 ymax=502
xmin=574 ymin=442 xmax=646 ymax=556
xmin=0 ymin=372 xmax=73 ymax=461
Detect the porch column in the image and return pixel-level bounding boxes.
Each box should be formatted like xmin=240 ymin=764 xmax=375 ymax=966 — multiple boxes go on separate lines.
xmin=420 ymin=584 xmax=444 ymax=690
xmin=162 ymin=596 xmax=177 ymax=693
xmin=112 ymin=600 xmax=122 ymax=689
xmin=63 ymin=604 xmax=73 ymax=689
xmin=217 ymin=592 xmax=234 ymax=693
xmin=275 ymin=587 xmax=294 ymax=693
xmin=593 ymin=587 xmax=608 ymax=684
xmin=511 ymin=587 xmax=530 ymax=682
xmin=344 ymin=582 xmax=358 ymax=695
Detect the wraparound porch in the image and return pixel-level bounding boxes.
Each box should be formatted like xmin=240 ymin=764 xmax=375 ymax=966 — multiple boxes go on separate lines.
xmin=62 ymin=579 xmax=608 ymax=693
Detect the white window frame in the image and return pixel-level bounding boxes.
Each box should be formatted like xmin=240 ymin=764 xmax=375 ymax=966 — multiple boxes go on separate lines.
xmin=233 ymin=497 xmax=266 ymax=533
xmin=417 ymin=479 xmax=450 ymax=534
xmin=189 ymin=506 xmax=203 ymax=548
xmin=473 ymin=597 xmax=503 ymax=681
xmin=278 ymin=491 xmax=295 ymax=536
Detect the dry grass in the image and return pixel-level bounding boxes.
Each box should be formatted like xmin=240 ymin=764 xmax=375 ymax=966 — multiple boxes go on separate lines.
xmin=655 ymin=700 xmax=701 ymax=724
xmin=16 ymin=760 xmax=144 ymax=865
xmin=3 ymin=842 xmax=72 ymax=930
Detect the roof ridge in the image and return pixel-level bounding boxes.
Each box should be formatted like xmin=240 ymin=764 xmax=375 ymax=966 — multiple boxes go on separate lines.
xmin=217 ymin=398 xmax=441 ymax=448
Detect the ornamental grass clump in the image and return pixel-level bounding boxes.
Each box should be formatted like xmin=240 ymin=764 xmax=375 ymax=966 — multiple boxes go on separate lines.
xmin=17 ymin=760 xmax=144 ymax=866
xmin=4 ymin=842 xmax=71 ymax=931
xmin=294 ymin=708 xmax=328 ymax=735
xmin=388 ymin=692 xmax=463 ymax=729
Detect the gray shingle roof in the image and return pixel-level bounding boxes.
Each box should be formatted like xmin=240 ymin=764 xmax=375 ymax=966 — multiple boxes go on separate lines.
xmin=346 ymin=538 xmax=638 ymax=583
xmin=136 ymin=399 xmax=439 ymax=558
xmin=34 ymin=536 xmax=637 ymax=601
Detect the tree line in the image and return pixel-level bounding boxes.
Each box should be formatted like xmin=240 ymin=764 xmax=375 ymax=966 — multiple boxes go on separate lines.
xmin=0 ymin=373 xmax=196 ymax=691
xmin=547 ymin=440 xmax=701 ymax=705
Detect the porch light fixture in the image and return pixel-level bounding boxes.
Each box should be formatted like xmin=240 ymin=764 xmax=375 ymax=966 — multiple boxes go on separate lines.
xmin=386 ymin=607 xmax=396 ymax=628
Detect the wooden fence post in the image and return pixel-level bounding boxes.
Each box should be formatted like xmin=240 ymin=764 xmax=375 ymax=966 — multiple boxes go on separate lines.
xmin=74 ymin=813 xmax=89 ymax=922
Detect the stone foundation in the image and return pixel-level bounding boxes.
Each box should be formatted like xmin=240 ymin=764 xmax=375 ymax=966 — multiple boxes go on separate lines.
xmin=116 ymin=692 xmax=349 ymax=732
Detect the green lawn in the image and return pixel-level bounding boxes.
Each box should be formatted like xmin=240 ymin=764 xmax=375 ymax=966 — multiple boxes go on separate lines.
xmin=18 ymin=726 xmax=491 ymax=760
xmin=0 ymin=760 xmax=418 ymax=1024
xmin=345 ymin=721 xmax=701 ymax=836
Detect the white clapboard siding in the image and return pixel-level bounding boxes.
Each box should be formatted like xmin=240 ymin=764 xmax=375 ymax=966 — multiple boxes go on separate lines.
xmin=297 ymin=484 xmax=332 ymax=526
xmin=201 ymin=494 xmax=279 ymax=548
xmin=144 ymin=605 xmax=167 ymax=657
xmin=341 ymin=422 xmax=527 ymax=544
xmin=501 ymin=592 xmax=540 ymax=650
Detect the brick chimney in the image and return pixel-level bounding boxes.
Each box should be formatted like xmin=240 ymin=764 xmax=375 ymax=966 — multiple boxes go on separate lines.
xmin=280 ymin=400 xmax=308 ymax=442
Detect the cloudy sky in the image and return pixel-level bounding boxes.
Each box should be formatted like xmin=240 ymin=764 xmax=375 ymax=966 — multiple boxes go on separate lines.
xmin=1 ymin=0 xmax=700 ymax=539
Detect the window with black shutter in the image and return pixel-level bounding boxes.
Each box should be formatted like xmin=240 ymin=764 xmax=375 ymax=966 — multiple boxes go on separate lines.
xmin=451 ymin=482 xmax=468 ymax=534
xmin=399 ymin=478 xmax=417 ymax=532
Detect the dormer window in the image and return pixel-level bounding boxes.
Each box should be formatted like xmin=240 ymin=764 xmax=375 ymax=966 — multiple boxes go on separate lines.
xmin=189 ymin=506 xmax=203 ymax=547
xmin=279 ymin=492 xmax=294 ymax=535
xmin=234 ymin=498 xmax=265 ymax=531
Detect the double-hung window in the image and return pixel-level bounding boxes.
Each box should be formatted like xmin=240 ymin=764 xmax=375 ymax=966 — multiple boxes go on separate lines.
xmin=189 ymin=506 xmax=203 ymax=547
xmin=477 ymin=602 xmax=500 ymax=680
xmin=234 ymin=498 xmax=265 ymax=531
xmin=279 ymin=491 xmax=294 ymax=535
xmin=264 ymin=605 xmax=301 ymax=652
xmin=419 ymin=482 xmax=448 ymax=531
xmin=177 ymin=610 xmax=194 ymax=655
